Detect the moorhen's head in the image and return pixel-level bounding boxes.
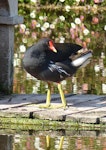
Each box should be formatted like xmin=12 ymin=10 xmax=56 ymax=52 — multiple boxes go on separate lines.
xmin=39 ymin=38 xmax=57 ymax=53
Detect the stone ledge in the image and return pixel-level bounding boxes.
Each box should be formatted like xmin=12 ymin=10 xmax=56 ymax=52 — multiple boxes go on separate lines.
xmin=0 ymin=15 xmax=23 ymax=25
xmin=0 ymin=94 xmax=106 ymax=125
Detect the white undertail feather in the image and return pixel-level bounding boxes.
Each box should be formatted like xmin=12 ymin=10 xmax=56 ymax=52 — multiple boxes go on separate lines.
xmin=71 ymin=52 xmax=92 ymax=68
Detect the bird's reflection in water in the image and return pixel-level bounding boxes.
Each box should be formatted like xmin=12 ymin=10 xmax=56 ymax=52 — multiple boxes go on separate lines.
xmin=1 ymin=130 xmax=106 ymax=150
xmin=46 ymin=135 xmax=64 ymax=150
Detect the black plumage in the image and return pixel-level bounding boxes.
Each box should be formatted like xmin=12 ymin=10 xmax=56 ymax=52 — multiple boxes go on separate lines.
xmin=23 ymin=38 xmax=92 ymax=108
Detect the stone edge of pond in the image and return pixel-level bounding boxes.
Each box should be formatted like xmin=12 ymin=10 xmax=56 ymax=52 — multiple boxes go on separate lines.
xmin=0 ymin=94 xmax=106 ymax=131
xmin=0 ymin=117 xmax=106 ymax=131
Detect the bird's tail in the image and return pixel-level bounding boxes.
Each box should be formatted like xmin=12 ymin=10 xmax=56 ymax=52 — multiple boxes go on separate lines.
xmin=71 ymin=50 xmax=92 ymax=68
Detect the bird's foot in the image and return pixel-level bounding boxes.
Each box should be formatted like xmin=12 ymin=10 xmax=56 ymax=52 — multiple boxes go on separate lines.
xmin=39 ymin=103 xmax=51 ymax=108
xmin=51 ymin=104 xmax=68 ymax=110
xmin=39 ymin=103 xmax=68 ymax=109
xmin=50 ymin=104 xmax=67 ymax=109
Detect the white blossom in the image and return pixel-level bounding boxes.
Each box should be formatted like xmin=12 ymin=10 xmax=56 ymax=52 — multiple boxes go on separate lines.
xmin=36 ymin=23 xmax=41 ymax=27
xmin=61 ymin=80 xmax=67 ymax=85
xmin=41 ymin=26 xmax=46 ymax=31
xmin=73 ymin=84 xmax=78 ymax=94
xmin=32 ymin=85 xmax=38 ymax=93
xmin=102 ymin=68 xmax=106 ymax=77
xmin=101 ymin=52 xmax=105 ymax=59
xmin=20 ymin=24 xmax=26 ymax=33
xmin=14 ymin=59 xmax=21 ymax=67
xmin=14 ymin=134 xmax=21 ymax=143
xmin=104 ymin=25 xmax=106 ymax=31
xmin=30 ymin=10 xmax=36 ymax=18
xmin=41 ymin=22 xmax=50 ymax=31
xmin=75 ymin=18 xmax=81 ymax=24
xmin=59 ymin=0 xmax=65 ymax=2
xmin=71 ymin=22 xmax=76 ymax=29
xmin=20 ymin=24 xmax=26 ymax=30
xmin=22 ymin=38 xmax=27 ymax=43
xmin=94 ymin=65 xmax=100 ymax=72
xmin=14 ymin=53 xmax=18 ymax=58
xmin=39 ymin=16 xmax=44 ymax=20
xmin=76 ymin=0 xmax=80 ymax=2
xmin=19 ymin=45 xmax=26 ymax=53
xmin=102 ymin=84 xmax=106 ymax=94
xmin=59 ymin=36 xmax=65 ymax=43
xmin=65 ymin=5 xmax=71 ymax=12
xmin=30 ymin=0 xmax=37 ymax=3
xmin=83 ymin=28 xmax=90 ymax=35
xmin=25 ymin=28 xmax=30 ymax=35
xmin=50 ymin=24 xmax=55 ymax=29
xmin=43 ymin=22 xmax=50 ymax=28
xmin=59 ymin=15 xmax=65 ymax=21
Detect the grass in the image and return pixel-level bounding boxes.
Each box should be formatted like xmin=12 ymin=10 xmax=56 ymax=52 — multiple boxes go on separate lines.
xmin=0 ymin=117 xmax=106 ymax=131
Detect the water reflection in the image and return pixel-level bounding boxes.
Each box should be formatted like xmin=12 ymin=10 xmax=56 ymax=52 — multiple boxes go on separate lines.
xmin=1 ymin=130 xmax=106 ymax=150
xmin=0 ymin=134 xmax=13 ymax=150
xmin=14 ymin=2 xmax=106 ymax=95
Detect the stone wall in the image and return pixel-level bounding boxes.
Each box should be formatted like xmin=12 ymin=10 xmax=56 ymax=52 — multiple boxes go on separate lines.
xmin=0 ymin=0 xmax=23 ymax=94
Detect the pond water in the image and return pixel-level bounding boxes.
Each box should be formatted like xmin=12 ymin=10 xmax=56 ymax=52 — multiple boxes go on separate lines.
xmin=0 ymin=129 xmax=106 ymax=150
xmin=14 ymin=2 xmax=106 ymax=95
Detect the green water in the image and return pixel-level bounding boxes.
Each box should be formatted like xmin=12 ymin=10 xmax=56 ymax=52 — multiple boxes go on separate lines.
xmin=0 ymin=130 xmax=106 ymax=150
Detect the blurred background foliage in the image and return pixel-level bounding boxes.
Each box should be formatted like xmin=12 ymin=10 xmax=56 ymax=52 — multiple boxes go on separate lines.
xmin=14 ymin=0 xmax=106 ymax=95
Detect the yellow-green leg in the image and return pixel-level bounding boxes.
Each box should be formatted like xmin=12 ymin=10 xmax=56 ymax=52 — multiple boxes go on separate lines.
xmin=58 ymin=136 xmax=64 ymax=150
xmin=39 ymin=83 xmax=67 ymax=109
xmin=46 ymin=135 xmax=64 ymax=149
xmin=39 ymin=83 xmax=51 ymax=108
xmin=46 ymin=83 xmax=51 ymax=106
xmin=46 ymin=135 xmax=50 ymax=149
xmin=58 ymin=83 xmax=67 ymax=108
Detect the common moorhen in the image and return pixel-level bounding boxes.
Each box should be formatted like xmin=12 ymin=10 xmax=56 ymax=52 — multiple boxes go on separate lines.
xmin=23 ymin=38 xmax=92 ymax=108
